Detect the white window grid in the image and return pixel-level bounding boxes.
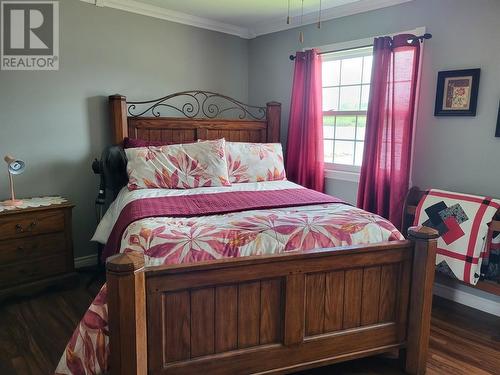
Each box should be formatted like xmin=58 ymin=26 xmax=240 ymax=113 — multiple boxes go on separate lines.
xmin=322 ymin=46 xmax=373 ymax=171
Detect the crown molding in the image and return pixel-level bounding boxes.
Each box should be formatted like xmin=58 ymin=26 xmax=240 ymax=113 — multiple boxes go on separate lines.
xmin=248 ymin=0 xmax=413 ymax=38
xmin=79 ymin=0 xmax=413 ymax=40
xmin=79 ymin=0 xmax=251 ymax=38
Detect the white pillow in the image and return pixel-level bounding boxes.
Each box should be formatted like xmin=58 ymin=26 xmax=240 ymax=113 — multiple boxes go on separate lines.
xmin=225 ymin=142 xmax=286 ymax=183
xmin=126 ymin=139 xmax=231 ymax=190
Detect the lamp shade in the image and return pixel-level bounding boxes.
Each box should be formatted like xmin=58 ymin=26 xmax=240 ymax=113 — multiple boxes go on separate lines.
xmin=2 ymin=155 xmax=25 ymax=207
xmin=4 ymin=155 xmax=25 ymax=175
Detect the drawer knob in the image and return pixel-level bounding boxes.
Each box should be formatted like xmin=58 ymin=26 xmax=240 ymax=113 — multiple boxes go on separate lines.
xmin=15 ymin=221 xmax=37 ymax=233
xmin=16 ymin=244 xmax=38 ymax=251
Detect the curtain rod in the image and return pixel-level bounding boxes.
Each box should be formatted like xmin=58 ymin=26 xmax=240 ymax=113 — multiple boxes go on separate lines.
xmin=289 ymin=33 xmax=432 ymax=61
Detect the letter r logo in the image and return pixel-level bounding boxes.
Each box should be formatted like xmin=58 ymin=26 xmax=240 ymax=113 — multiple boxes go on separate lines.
xmin=2 ymin=1 xmax=55 ymax=55
xmin=9 ymin=9 xmax=49 ymax=49
xmin=1 ymin=1 xmax=59 ymax=70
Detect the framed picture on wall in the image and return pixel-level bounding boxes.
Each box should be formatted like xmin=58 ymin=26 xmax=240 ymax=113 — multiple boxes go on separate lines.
xmin=496 ymin=100 xmax=500 ymax=137
xmin=434 ymin=68 xmax=480 ymax=116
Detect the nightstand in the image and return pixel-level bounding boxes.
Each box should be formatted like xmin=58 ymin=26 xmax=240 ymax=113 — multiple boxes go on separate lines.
xmin=0 ymin=198 xmax=78 ymax=301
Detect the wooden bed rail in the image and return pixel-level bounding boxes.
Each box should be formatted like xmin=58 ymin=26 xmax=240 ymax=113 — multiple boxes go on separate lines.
xmin=106 ymin=226 xmax=438 ymax=375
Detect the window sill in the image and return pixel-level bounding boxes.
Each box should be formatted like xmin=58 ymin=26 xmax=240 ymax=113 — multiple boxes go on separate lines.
xmin=324 ymin=169 xmax=360 ymax=183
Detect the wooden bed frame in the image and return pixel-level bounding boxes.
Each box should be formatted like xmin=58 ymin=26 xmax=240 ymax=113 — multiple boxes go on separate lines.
xmin=403 ymin=186 xmax=500 ymax=296
xmin=105 ymin=91 xmax=438 ymax=375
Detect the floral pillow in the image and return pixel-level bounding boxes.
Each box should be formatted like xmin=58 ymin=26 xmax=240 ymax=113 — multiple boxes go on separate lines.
xmin=225 ymin=142 xmax=286 ymax=183
xmin=126 ymin=139 xmax=231 ymax=190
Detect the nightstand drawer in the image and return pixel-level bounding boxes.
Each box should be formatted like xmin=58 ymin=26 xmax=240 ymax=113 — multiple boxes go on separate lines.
xmin=0 ymin=233 xmax=66 ymax=264
xmin=0 ymin=254 xmax=68 ymax=288
xmin=0 ymin=210 xmax=65 ymax=240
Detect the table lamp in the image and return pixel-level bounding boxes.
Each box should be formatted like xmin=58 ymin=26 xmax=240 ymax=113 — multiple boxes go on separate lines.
xmin=3 ymin=155 xmax=26 ymax=206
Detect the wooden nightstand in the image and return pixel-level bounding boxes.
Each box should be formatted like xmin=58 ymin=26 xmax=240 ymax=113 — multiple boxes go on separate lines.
xmin=0 ymin=199 xmax=78 ymax=301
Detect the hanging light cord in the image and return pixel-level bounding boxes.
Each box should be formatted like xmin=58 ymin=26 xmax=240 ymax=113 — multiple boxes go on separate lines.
xmin=318 ymin=0 xmax=322 ymax=29
xmin=287 ymin=0 xmax=291 ymax=24
xmin=301 ymin=0 xmax=304 ymax=25
xmin=299 ymin=0 xmax=304 ymax=43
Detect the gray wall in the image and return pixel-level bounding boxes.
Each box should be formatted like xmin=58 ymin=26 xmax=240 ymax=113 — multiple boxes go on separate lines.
xmin=324 ymin=179 xmax=358 ymax=205
xmin=248 ymin=0 xmax=500 ymax=201
xmin=0 ymin=0 xmax=249 ymax=258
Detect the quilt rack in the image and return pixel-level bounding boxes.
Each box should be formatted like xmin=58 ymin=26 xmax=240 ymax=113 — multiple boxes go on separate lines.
xmin=403 ymin=187 xmax=500 ymax=296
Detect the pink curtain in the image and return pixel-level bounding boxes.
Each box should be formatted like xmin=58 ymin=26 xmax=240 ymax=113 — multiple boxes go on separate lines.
xmin=357 ymin=34 xmax=421 ymax=230
xmin=286 ymin=49 xmax=324 ymax=192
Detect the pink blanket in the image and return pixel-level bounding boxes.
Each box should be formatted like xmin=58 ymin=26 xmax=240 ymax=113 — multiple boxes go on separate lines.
xmin=102 ymin=188 xmax=345 ymax=260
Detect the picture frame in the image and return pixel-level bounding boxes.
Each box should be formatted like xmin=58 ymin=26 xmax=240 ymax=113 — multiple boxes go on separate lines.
xmin=496 ymin=99 xmax=500 ymax=137
xmin=434 ymin=68 xmax=480 ymax=116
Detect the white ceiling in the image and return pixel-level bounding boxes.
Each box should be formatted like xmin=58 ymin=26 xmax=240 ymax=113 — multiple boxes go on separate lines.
xmin=83 ymin=0 xmax=413 ymax=38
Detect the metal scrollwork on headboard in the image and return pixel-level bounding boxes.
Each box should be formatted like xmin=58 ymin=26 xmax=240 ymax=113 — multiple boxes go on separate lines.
xmin=127 ymin=90 xmax=267 ymax=120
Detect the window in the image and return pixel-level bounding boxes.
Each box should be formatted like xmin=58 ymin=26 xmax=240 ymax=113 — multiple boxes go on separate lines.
xmin=322 ymin=46 xmax=373 ymax=170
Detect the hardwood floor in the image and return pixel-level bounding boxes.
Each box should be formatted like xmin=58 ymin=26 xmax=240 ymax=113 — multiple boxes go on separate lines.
xmin=0 ymin=270 xmax=498 ymax=375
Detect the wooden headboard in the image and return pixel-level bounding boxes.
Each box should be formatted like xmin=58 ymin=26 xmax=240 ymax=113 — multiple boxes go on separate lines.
xmin=109 ymin=91 xmax=281 ymax=145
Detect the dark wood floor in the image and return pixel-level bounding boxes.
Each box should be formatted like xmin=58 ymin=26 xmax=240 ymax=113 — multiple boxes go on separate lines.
xmin=0 ymin=270 xmax=498 ymax=375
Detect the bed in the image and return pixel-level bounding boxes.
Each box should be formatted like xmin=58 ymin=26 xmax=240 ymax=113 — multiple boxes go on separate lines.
xmin=56 ymin=91 xmax=438 ymax=375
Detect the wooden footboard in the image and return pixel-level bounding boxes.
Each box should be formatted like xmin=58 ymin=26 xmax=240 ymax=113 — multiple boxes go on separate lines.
xmin=106 ymin=226 xmax=437 ymax=375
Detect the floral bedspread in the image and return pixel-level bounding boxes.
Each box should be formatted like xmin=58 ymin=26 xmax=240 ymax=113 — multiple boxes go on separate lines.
xmin=55 ymin=202 xmax=403 ymax=374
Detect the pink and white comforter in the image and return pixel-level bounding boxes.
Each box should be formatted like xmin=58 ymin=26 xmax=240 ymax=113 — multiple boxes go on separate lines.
xmin=55 ymin=181 xmax=403 ymax=375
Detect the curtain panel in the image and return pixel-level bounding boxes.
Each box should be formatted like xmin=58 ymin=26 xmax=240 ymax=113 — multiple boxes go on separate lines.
xmin=286 ymin=49 xmax=324 ymax=192
xmin=357 ymin=34 xmax=421 ymax=230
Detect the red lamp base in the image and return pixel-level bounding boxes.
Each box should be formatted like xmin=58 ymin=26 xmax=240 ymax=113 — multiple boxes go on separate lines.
xmin=2 ymin=199 xmax=23 ymax=207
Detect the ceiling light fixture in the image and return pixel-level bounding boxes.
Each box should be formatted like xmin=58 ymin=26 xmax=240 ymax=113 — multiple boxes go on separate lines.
xmin=290 ymin=0 xmax=323 ymax=44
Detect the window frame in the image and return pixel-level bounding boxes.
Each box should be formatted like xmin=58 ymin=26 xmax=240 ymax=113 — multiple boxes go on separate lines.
xmin=321 ymin=46 xmax=373 ymax=173
xmin=310 ymin=27 xmax=426 ymax=179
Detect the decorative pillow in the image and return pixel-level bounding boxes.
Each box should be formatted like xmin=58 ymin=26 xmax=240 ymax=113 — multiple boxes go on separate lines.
xmin=225 ymin=142 xmax=286 ymax=183
xmin=126 ymin=139 xmax=231 ymax=190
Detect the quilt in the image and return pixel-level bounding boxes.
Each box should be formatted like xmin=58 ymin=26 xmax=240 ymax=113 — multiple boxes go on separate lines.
xmin=414 ymin=189 xmax=500 ymax=285
xmin=101 ymin=187 xmax=346 ymax=260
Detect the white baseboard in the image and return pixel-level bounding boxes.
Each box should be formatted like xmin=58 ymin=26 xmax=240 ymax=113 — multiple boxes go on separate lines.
xmin=74 ymin=254 xmax=98 ymax=268
xmin=433 ymin=282 xmax=500 ymax=317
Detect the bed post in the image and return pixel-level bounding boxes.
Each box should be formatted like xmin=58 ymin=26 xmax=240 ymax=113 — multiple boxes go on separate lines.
xmin=109 ymin=94 xmax=128 ymax=145
xmin=405 ymin=225 xmax=439 ymax=375
xmin=266 ymin=101 xmax=281 ymax=143
xmin=106 ymin=252 xmax=147 ymax=375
